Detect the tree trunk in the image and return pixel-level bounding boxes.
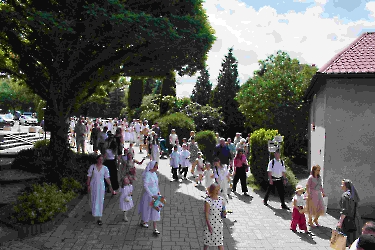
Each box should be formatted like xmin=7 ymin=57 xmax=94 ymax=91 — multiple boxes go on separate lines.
xmin=46 ymin=100 xmax=71 ymax=183
xmin=160 ymin=72 xmax=176 ymax=116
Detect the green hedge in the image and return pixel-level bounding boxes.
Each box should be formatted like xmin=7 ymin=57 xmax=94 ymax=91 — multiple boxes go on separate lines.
xmin=12 ymin=182 xmax=77 ymax=224
xmin=140 ymin=111 xmax=160 ymax=125
xmin=156 ymin=113 xmax=196 ymax=142
xmin=249 ymin=128 xmax=298 ymax=197
xmin=195 ymin=130 xmax=217 ymax=163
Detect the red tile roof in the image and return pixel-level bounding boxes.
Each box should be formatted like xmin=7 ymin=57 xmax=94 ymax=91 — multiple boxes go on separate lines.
xmin=318 ymin=32 xmax=375 ymax=74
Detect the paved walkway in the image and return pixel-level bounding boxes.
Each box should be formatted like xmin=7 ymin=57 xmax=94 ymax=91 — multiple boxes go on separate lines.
xmin=0 ymin=145 xmax=339 ymax=250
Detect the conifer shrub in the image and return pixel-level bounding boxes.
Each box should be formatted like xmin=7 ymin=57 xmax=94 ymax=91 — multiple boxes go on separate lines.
xmin=156 ymin=113 xmax=195 ymax=142
xmin=248 ymin=128 xmax=297 ymax=197
xmin=195 ymin=130 xmax=217 ymax=163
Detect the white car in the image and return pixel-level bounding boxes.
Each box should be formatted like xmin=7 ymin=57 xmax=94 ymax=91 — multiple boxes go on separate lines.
xmin=0 ymin=114 xmax=14 ymax=126
xmin=19 ymin=115 xmax=39 ymax=126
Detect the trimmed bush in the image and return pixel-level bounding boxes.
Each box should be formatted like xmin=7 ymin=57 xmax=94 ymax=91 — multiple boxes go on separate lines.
xmin=140 ymin=111 xmax=160 ymax=125
xmin=61 ymin=177 xmax=83 ymax=194
xmin=12 ymin=183 xmax=77 ymax=224
xmin=34 ymin=139 xmax=50 ymax=149
xmin=195 ymin=130 xmax=217 ymax=163
xmin=156 ymin=113 xmax=196 ymax=142
xmin=249 ymin=128 xmax=297 ymax=197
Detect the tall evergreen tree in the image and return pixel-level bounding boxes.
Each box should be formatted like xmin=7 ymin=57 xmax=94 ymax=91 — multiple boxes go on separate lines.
xmin=143 ymin=78 xmax=156 ymax=96
xmin=128 ymin=78 xmax=144 ymax=110
xmin=211 ymin=48 xmax=245 ymax=137
xmin=160 ymin=71 xmax=176 ymax=116
xmin=191 ymin=68 xmax=212 ymax=105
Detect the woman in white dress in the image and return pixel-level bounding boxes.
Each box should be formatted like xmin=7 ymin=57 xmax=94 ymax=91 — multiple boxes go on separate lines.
xmin=138 ymin=161 xmax=162 ymax=235
xmin=204 ymin=183 xmax=225 ymax=250
xmin=87 ymin=155 xmax=114 ymax=225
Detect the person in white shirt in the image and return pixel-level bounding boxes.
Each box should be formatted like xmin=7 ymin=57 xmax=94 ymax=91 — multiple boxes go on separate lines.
xmin=179 ymin=144 xmax=190 ymax=180
xmin=169 ymin=145 xmax=180 ymax=182
xmin=263 ymin=148 xmax=288 ymax=209
xmin=134 ymin=119 xmax=141 ymax=146
xmin=290 ymin=185 xmax=308 ymax=233
xmin=106 ymin=119 xmax=113 ymax=133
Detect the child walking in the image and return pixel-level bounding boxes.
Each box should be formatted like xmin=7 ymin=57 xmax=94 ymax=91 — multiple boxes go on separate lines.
xmin=169 ymin=145 xmax=180 ymax=182
xmin=203 ymin=162 xmax=214 ymax=194
xmin=119 ymin=176 xmax=134 ymax=222
xmin=179 ymin=144 xmax=190 ymax=180
xmin=192 ymin=152 xmax=205 ymax=186
xmin=290 ymin=185 xmax=308 ymax=233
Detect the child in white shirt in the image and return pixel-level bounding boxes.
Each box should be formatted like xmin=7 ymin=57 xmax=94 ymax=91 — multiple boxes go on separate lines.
xmin=290 ymin=185 xmax=308 ymax=233
xmin=170 ymin=145 xmax=180 ymax=181
xmin=179 ymin=144 xmax=190 ymax=180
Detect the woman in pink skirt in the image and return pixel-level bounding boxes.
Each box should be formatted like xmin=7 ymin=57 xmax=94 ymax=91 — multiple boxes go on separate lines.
xmin=138 ymin=161 xmax=162 ymax=235
xmin=305 ymin=165 xmax=326 ymax=227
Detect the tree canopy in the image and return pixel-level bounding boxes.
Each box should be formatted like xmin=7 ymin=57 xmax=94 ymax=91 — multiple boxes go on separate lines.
xmin=236 ymin=51 xmax=317 ymax=161
xmin=0 ymin=0 xmax=215 ymax=172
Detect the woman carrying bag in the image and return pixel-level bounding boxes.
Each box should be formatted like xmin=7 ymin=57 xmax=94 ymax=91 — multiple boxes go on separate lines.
xmin=337 ymin=179 xmax=362 ymax=247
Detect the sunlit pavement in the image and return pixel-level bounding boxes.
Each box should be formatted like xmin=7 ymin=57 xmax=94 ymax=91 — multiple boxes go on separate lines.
xmin=1 ymin=142 xmax=338 ymax=250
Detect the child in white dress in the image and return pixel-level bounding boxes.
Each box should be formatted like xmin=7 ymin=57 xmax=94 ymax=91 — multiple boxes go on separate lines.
xmin=203 ymin=163 xmax=214 ymax=193
xmin=119 ymin=176 xmax=134 ymax=222
xmin=192 ymin=152 xmax=205 ymax=186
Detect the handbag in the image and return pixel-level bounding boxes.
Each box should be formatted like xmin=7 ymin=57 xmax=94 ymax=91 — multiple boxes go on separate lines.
xmin=330 ymin=229 xmax=347 ymax=250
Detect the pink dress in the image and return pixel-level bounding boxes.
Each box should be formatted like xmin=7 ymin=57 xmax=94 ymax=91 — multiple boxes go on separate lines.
xmin=306 ymin=175 xmax=325 ymax=217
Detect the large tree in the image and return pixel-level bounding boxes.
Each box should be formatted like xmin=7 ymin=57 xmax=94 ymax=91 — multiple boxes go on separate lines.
xmin=191 ymin=68 xmax=212 ymax=106
xmin=211 ymin=47 xmax=244 ymax=137
xmin=236 ymin=51 xmax=317 ymax=162
xmin=128 ymin=78 xmax=144 ymax=110
xmin=0 ymin=0 xmax=215 ymax=172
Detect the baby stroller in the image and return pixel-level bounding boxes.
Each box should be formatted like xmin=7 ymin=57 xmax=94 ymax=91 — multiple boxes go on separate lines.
xmin=158 ymin=138 xmax=169 ymax=159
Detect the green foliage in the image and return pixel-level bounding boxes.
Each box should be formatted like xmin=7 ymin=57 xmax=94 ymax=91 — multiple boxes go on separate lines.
xmin=34 ymin=139 xmax=50 ymax=149
xmin=249 ymin=128 xmax=281 ymax=189
xmin=236 ymin=51 xmax=317 ymax=162
xmin=156 ymin=113 xmax=195 ymax=140
xmin=211 ymin=47 xmax=244 ymax=137
xmin=0 ymin=78 xmax=38 ymax=113
xmin=61 ymin=177 xmax=83 ymax=194
xmin=191 ymin=68 xmax=212 ymax=105
xmin=249 ymin=128 xmax=298 ymax=197
xmin=195 ymin=130 xmax=217 ymax=163
xmin=12 ymin=183 xmax=76 ymax=224
xmin=140 ymin=111 xmax=160 ymax=126
xmin=182 ymin=103 xmax=226 ymax=134
xmin=0 ymin=0 xmax=215 ymax=170
xmin=143 ymin=78 xmax=156 ymax=96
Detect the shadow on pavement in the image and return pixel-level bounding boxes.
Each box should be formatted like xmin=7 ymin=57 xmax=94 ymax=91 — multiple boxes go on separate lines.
xmin=268 ymin=206 xmax=291 ymax=221
xmin=99 ymin=157 xmax=238 ymax=248
xmin=231 ymin=192 xmax=253 ymax=204
xmin=294 ymin=231 xmax=317 ymax=245
xmin=309 ymin=225 xmax=332 ymax=240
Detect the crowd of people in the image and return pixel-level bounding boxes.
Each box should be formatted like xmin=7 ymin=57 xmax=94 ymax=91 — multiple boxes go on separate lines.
xmin=71 ymin=116 xmax=374 ymax=249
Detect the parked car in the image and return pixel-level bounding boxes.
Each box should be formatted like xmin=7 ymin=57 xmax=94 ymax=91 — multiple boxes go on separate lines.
xmin=0 ymin=116 xmax=6 ymax=129
xmin=0 ymin=114 xmax=14 ymax=126
xmin=19 ymin=115 xmax=38 ymax=126
xmin=23 ymin=112 xmax=33 ymax=117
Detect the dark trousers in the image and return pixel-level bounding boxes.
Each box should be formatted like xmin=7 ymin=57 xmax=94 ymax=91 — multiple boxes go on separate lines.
xmin=232 ymin=167 xmax=248 ymax=193
xmin=104 ymin=159 xmax=119 ymax=190
xmin=172 ymin=168 xmax=178 ymax=180
xmin=264 ymin=178 xmax=285 ymax=205
xmin=180 ymin=167 xmax=188 ymax=178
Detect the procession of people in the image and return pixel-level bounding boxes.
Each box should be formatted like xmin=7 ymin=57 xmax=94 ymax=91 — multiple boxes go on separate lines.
xmin=78 ymin=116 xmax=373 ymax=249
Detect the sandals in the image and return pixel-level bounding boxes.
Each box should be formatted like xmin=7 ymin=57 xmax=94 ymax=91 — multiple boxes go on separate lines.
xmin=153 ymin=229 xmax=160 ymax=235
xmin=97 ymin=220 xmax=103 ymax=226
xmin=140 ymin=222 xmax=149 ymax=228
